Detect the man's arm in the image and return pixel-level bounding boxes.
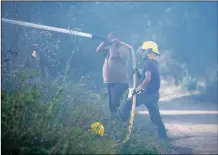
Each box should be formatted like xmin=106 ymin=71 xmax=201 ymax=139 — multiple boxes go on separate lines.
xmin=120 ymin=41 xmax=143 ymax=79
xmin=137 ymin=71 xmax=151 ymax=91
xmin=109 ymin=39 xmax=130 ymax=59
xmin=120 ymin=41 xmax=133 ymax=50
xmin=96 ymin=41 xmax=110 ymax=53
xmin=119 ymin=41 xmax=134 ymax=59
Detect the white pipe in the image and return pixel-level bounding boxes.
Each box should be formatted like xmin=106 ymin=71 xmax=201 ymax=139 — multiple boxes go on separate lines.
xmin=2 ymin=18 xmax=93 ymax=38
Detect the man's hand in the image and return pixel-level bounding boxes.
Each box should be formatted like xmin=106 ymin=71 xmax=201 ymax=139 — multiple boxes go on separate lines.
xmin=132 ymin=89 xmax=138 ymax=95
xmin=132 ymin=87 xmax=142 ymax=95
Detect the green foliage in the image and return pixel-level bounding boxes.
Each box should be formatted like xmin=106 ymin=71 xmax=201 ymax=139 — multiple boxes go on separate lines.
xmin=118 ymin=129 xmax=159 ymax=154
xmin=2 ymin=69 xmax=162 ymax=154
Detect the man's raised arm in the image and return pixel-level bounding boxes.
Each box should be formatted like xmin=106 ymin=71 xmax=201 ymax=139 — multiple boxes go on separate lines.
xmin=96 ymin=41 xmax=109 ymax=53
xmin=120 ymin=41 xmax=134 ymax=51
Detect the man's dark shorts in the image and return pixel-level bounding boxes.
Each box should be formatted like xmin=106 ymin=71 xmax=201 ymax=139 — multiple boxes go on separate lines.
xmin=107 ymin=83 xmax=129 ymax=116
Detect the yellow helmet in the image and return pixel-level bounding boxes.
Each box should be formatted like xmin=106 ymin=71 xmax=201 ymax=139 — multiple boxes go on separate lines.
xmin=141 ymin=41 xmax=160 ymax=55
xmin=90 ymin=122 xmax=104 ymax=136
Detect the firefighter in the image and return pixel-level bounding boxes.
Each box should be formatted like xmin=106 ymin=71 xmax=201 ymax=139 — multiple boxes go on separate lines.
xmin=122 ymin=41 xmax=167 ymax=140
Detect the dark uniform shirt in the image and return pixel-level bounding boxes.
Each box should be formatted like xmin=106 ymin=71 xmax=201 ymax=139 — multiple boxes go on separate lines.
xmin=141 ymin=59 xmax=160 ymax=94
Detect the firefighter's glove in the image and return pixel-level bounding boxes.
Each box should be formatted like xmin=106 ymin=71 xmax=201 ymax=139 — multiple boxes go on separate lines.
xmin=132 ymin=89 xmax=139 ymax=96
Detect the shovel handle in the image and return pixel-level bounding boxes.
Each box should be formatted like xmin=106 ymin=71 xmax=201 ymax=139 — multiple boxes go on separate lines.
xmin=92 ymin=34 xmax=107 ymax=41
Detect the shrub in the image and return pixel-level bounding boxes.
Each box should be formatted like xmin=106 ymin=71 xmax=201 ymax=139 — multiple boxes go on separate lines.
xmin=2 ymin=68 xmax=162 ymax=154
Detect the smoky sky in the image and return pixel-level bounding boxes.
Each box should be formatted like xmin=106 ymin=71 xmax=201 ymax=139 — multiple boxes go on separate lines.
xmin=2 ymin=2 xmax=217 ymax=80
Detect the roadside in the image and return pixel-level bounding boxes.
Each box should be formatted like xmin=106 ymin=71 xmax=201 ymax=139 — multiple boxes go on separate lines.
xmin=137 ymin=97 xmax=218 ymax=154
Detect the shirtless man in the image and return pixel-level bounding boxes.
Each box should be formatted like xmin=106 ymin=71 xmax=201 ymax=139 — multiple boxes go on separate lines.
xmin=96 ymin=32 xmax=133 ymax=117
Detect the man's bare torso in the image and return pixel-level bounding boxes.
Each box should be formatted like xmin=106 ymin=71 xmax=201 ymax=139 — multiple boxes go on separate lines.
xmin=102 ymin=45 xmax=129 ymax=84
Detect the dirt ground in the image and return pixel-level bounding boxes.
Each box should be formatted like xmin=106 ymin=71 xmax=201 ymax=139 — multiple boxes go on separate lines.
xmin=136 ymin=95 xmax=218 ymax=154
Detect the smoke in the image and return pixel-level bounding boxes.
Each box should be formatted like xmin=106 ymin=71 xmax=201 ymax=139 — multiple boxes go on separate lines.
xmin=157 ymin=50 xmax=205 ymax=102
